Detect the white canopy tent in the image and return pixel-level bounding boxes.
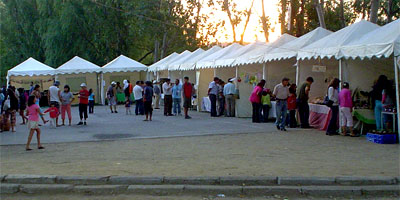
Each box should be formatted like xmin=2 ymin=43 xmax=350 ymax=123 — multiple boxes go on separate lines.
xmin=196 ymin=43 xmax=243 ymax=69
xmin=168 ymin=48 xmax=205 ymax=82
xmin=214 ymin=42 xmax=267 ymax=68
xmin=148 ymin=52 xmax=179 ymax=72
xmin=7 ymin=57 xmax=55 ymax=89
xmin=180 ymin=46 xmax=222 ymax=71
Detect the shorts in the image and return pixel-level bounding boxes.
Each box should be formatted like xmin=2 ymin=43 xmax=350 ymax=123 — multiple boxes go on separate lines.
xmin=183 ymin=97 xmax=192 ymax=108
xmin=50 ymin=101 xmax=60 ymax=110
xmin=27 ymin=120 xmax=39 ymax=130
xmin=108 ymin=97 xmax=117 ymax=106
xmin=144 ymin=101 xmax=153 ymax=115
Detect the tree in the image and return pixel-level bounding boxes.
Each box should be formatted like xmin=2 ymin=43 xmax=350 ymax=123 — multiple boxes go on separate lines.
xmin=260 ymin=0 xmax=271 ymax=42
xmin=279 ymin=0 xmax=288 ymax=34
xmin=369 ymin=0 xmax=379 ymax=23
xmin=313 ymin=0 xmax=326 ymax=28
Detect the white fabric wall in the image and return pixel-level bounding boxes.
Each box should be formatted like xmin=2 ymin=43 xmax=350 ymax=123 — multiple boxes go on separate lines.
xmin=215 ymin=67 xmax=236 ymax=83
xmin=266 ymin=59 xmax=297 ymax=89
xmin=198 ymin=68 xmax=214 ymax=111
xmin=236 ymin=64 xmax=263 ymax=117
xmin=182 ymin=70 xmax=196 ymax=83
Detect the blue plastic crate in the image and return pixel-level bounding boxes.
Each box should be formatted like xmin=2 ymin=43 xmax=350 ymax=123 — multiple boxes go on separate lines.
xmin=366 ymin=133 xmax=398 ymax=144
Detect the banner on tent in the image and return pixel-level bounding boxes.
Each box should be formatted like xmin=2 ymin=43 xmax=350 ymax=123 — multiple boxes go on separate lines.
xmin=312 ymin=65 xmax=326 ymax=72
xmin=9 ymin=78 xmax=53 ymax=85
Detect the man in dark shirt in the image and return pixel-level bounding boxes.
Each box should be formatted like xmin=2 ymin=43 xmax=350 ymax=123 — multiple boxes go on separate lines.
xmin=143 ymin=81 xmax=154 ymax=121
xmin=297 ymin=77 xmax=314 ymax=128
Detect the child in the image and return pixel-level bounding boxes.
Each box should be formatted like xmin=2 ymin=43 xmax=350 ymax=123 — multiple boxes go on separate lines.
xmin=44 ymin=103 xmax=59 ymax=128
xmin=18 ymin=88 xmax=28 ymax=125
xmin=26 ymin=96 xmax=47 ymax=151
xmin=339 ymin=82 xmax=358 ymax=137
xmin=88 ymin=89 xmax=95 ymax=114
xmin=287 ymin=84 xmax=297 ymax=128
xmin=125 ymin=98 xmax=131 ymax=115
xmin=261 ymin=89 xmax=271 ymax=122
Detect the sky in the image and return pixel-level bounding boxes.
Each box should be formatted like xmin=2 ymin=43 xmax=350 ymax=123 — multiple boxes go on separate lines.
xmin=200 ymin=0 xmax=281 ymax=43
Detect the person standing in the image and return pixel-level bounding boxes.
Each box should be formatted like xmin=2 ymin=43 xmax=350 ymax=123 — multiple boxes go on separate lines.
xmin=218 ymin=81 xmax=225 ymax=116
xmin=133 ymin=81 xmax=144 ymax=115
xmin=371 ymin=75 xmax=389 ymax=131
xmin=0 ymin=88 xmax=4 ymax=114
xmin=273 ymin=78 xmax=290 ymax=131
xmin=25 ymin=96 xmax=46 ymax=151
xmin=60 ymin=85 xmax=74 ymax=126
xmin=287 ymin=84 xmax=297 ymax=128
xmin=5 ymin=87 xmax=19 ymax=132
xmin=224 ymin=78 xmax=236 ymax=117
xmin=107 ymin=82 xmax=117 ymax=113
xmin=208 ymin=77 xmax=220 ymax=117
xmin=77 ymin=83 xmax=89 ymax=125
xmin=153 ymin=81 xmax=161 ymax=109
xmin=143 ymin=81 xmax=154 ymax=121
xmin=249 ymin=80 xmax=265 ymax=123
xmin=17 ymin=88 xmax=28 ymax=125
xmin=30 ymin=85 xmax=47 ymax=124
xmin=172 ymin=79 xmax=182 ymax=116
xmin=123 ymin=80 xmax=131 ymax=104
xmin=29 ymin=82 xmax=34 ymax=97
xmin=163 ymin=79 xmax=173 ymax=116
xmin=297 ymin=77 xmax=313 ymax=128
xmin=339 ymin=82 xmax=358 ymax=137
xmin=44 ymin=103 xmax=59 ymax=128
xmin=326 ymin=78 xmax=340 ymax=136
xmin=48 ymin=81 xmax=61 ymax=127
xmin=261 ymin=89 xmax=272 ymax=122
xmin=88 ymin=89 xmax=95 ymax=114
xmin=182 ymin=77 xmax=193 ymax=119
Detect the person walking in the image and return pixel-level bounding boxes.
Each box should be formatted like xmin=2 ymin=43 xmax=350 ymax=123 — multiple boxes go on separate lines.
xmin=107 ymin=82 xmax=117 ymax=113
xmin=29 ymin=85 xmax=47 ymax=124
xmin=133 ymin=81 xmax=144 ymax=115
xmin=44 ymin=103 xmax=59 ymax=129
xmin=77 ymin=83 xmax=89 ymax=125
xmin=208 ymin=77 xmax=220 ymax=117
xmin=88 ymin=89 xmax=95 ymax=114
xmin=249 ymin=80 xmax=265 ymax=123
xmin=326 ymin=78 xmax=340 ymax=136
xmin=224 ymin=78 xmax=236 ymax=117
xmin=273 ymin=78 xmax=290 ymax=131
xmin=153 ymin=81 xmax=161 ymax=109
xmin=182 ymin=77 xmax=193 ymax=119
xmin=163 ymin=79 xmax=173 ymax=116
xmin=287 ymin=84 xmax=297 ymax=128
xmin=218 ymin=81 xmax=225 ymax=116
xmin=17 ymin=88 xmax=28 ymax=125
xmin=339 ymin=82 xmax=358 ymax=137
xmin=48 ymin=81 xmax=61 ymax=127
xmin=172 ymin=79 xmax=182 ymax=116
xmin=143 ymin=81 xmax=154 ymax=121
xmin=60 ymin=85 xmax=74 ymax=126
xmin=25 ymin=96 xmax=46 ymax=151
xmin=297 ymin=77 xmax=313 ymax=128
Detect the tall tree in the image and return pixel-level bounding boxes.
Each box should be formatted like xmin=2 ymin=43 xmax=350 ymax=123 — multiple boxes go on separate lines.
xmin=239 ymin=0 xmax=255 ymax=44
xmin=369 ymin=0 xmax=379 ymax=23
xmin=279 ymin=0 xmax=288 ymax=34
xmin=260 ymin=0 xmax=271 ymax=42
xmin=313 ymin=0 xmax=326 ymax=28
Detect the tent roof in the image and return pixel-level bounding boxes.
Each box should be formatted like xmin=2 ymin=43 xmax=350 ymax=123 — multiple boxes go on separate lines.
xmin=102 ymin=55 xmax=147 ymax=73
xmin=57 ymin=56 xmax=101 ymax=74
xmin=168 ymin=48 xmax=205 ymax=71
xmin=214 ymin=42 xmax=267 ymax=68
xmin=7 ymin=57 xmax=55 ymax=77
xmin=232 ymin=34 xmax=297 ymax=66
xmin=196 ymin=43 xmax=243 ymax=69
xmin=157 ymin=50 xmax=192 ymax=71
xmin=180 ymin=46 xmax=222 ymax=71
xmin=262 ymin=27 xmax=332 ymax=62
xmin=339 ymin=19 xmax=400 ymax=59
xmin=148 ymin=52 xmax=179 ymax=72
xmin=297 ymin=20 xmax=380 ymax=60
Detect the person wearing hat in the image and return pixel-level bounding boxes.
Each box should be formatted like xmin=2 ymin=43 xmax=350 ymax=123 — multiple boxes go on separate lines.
xmin=273 ymin=78 xmax=290 ymax=131
xmin=223 ymin=78 xmax=236 ymax=117
xmin=339 ymin=82 xmax=358 ymax=137
xmin=326 ymin=78 xmax=340 ymax=136
xmin=78 ymin=83 xmax=89 ymax=125
xmin=107 ymin=82 xmax=118 ymax=113
xmin=153 ymin=80 xmax=161 ymax=109
xmin=48 ymin=80 xmax=61 ymax=127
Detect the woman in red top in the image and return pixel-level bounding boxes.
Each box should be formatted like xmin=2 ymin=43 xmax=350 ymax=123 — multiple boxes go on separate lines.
xmin=77 ymin=83 xmax=89 ymax=125
xmin=287 ymin=84 xmax=297 ymax=128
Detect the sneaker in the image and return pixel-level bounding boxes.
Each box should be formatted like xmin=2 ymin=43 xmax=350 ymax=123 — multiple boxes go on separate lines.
xmin=185 ymin=116 xmax=192 ymax=119
xmin=280 ymin=128 xmax=287 ymax=131
xmin=111 ymin=111 xmax=114 ymax=113
xmin=84 ymin=122 xmax=87 ymax=125
xmin=115 ymin=111 xmax=118 ymax=113
xmin=276 ymin=125 xmax=280 ymax=130
xmin=77 ymin=122 xmax=83 ymax=125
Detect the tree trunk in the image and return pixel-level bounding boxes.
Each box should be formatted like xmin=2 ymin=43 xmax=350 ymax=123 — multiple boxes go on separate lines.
xmin=339 ymin=0 xmax=345 ymax=28
xmin=260 ymin=0 xmax=270 ymax=42
xmin=313 ymin=0 xmax=326 ymax=28
xmin=239 ymin=0 xmax=255 ymax=44
xmin=280 ymin=0 xmax=287 ymax=34
xmin=387 ymin=0 xmax=393 ymax=23
xmin=296 ymin=0 xmax=305 ymax=36
xmin=288 ymin=0 xmax=298 ymax=34
xmin=153 ymin=39 xmax=159 ymax=63
xmin=160 ymin=32 xmax=167 ymax=59
xmin=369 ymin=0 xmax=379 ymax=23
xmin=223 ymin=0 xmax=237 ymax=42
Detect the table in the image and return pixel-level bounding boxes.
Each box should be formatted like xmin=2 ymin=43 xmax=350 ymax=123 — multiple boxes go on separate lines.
xmin=353 ymin=109 xmax=375 ymax=134
xmin=308 ymin=104 xmax=331 ymax=131
xmin=202 ymin=97 xmax=211 ymax=112
xmin=381 ymin=111 xmax=396 ymax=131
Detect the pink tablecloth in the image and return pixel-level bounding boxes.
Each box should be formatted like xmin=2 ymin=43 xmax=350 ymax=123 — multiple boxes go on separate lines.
xmin=309 ymin=104 xmax=331 ymax=131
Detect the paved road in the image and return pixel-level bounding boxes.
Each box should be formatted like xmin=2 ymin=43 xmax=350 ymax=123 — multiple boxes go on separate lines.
xmin=0 ymin=105 xmax=275 ymax=145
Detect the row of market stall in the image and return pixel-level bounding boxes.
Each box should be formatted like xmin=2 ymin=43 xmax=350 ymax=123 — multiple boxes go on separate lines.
xmin=7 ymin=55 xmax=147 ymax=105
xmin=147 ymin=19 xmax=400 ymax=133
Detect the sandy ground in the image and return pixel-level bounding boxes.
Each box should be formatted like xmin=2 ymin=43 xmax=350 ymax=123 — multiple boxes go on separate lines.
xmin=1 ymin=130 xmax=399 ymax=177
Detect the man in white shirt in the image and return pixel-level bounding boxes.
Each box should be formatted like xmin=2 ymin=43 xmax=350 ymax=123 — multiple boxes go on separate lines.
xmin=207 ymin=77 xmax=220 ymax=117
xmin=162 ymin=79 xmax=173 ymax=116
xmin=224 ymin=78 xmax=236 ymax=117
xmin=48 ymin=81 xmax=61 ymax=127
xmin=133 ymin=81 xmax=144 ymax=115
xmin=273 ymin=77 xmax=290 ymax=131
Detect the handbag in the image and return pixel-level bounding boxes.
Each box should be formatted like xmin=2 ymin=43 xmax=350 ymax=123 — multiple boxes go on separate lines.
xmin=3 ymin=97 xmax=10 ymax=110
xmin=323 ymin=95 xmax=333 ymax=107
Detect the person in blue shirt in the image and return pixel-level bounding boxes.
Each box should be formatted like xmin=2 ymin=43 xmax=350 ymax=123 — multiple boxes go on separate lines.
xmin=88 ymin=89 xmax=95 ymax=114
xmin=172 ymin=79 xmax=182 ymax=116
xmin=223 ymin=78 xmax=236 ymax=117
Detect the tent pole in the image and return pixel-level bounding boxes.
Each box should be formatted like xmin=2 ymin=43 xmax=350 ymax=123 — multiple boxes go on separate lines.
xmin=296 ymin=60 xmax=300 ymax=86
xmin=213 ymin=68 xmax=217 ymax=77
xmin=394 ymin=56 xmax=400 ymax=138
xmin=262 ymin=63 xmax=266 ymax=80
xmin=339 ymin=59 xmax=343 ymax=89
xmin=100 ymin=73 xmax=105 ymax=105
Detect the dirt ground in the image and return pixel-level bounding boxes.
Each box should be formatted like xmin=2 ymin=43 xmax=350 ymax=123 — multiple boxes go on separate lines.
xmin=1 ymin=130 xmax=399 ymax=177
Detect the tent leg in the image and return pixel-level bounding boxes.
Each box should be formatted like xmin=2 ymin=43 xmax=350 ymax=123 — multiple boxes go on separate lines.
xmin=100 ymin=73 xmax=105 ymax=105
xmin=394 ymin=56 xmax=400 ymax=138
xmin=339 ymin=59 xmax=343 ymax=88
xmin=213 ymin=68 xmax=217 ymax=77
xmin=296 ymin=60 xmax=300 ymax=86
xmin=262 ymin=63 xmax=266 ymax=80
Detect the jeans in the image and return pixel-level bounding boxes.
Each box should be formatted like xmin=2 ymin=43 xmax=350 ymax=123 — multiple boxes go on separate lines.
xmin=164 ymin=95 xmax=172 ymax=115
xmin=225 ymin=94 xmax=235 ymax=117
xmin=79 ymin=103 xmax=88 ymax=120
xmin=252 ymin=103 xmax=261 ymax=123
xmin=173 ymin=98 xmax=181 ymax=114
xmin=218 ymin=97 xmax=225 ymax=116
xmin=298 ymin=100 xmax=310 ymax=127
xmin=374 ymin=100 xmax=383 ymax=130
xmin=209 ymin=94 xmax=217 ymax=117
xmin=275 ymin=100 xmax=288 ymax=129
xmin=326 ymin=105 xmax=339 ymax=134
xmin=262 ymin=104 xmax=270 ymax=122
xmin=88 ymin=100 xmax=94 ymax=113
xmin=135 ymin=99 xmax=144 ymax=115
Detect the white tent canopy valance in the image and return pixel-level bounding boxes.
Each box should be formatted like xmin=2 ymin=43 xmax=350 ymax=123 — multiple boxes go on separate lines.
xmin=7 ymin=57 xmax=55 ymax=77
xmin=57 ymin=56 xmax=101 ymax=74
xmin=102 ymin=55 xmax=147 ymax=73
xmin=168 ymin=48 xmax=204 ymax=71
xmin=214 ymin=42 xmax=267 ymax=68
xmin=148 ymin=52 xmax=179 ymax=72
xmin=157 ymin=50 xmax=192 ymax=71
xmin=180 ymin=46 xmax=222 ymax=71
xmin=196 ymin=43 xmax=243 ymax=69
